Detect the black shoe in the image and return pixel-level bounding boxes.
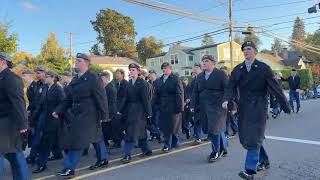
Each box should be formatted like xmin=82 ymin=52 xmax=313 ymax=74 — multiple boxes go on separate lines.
xmin=57 ymin=168 xmax=75 ymax=178
xmin=139 ymin=151 xmax=153 ymax=157
xmin=203 ymin=138 xmax=209 ymax=142
xmin=161 ymin=147 xmax=170 ymax=153
xmin=48 ymin=156 xmax=63 ymax=161
xmin=296 ymin=108 xmax=300 ymax=113
xmin=238 ymin=171 xmax=254 ymax=180
xmin=257 ymin=163 xmax=270 ymax=171
xmin=220 ymin=150 xmax=228 ymax=157
xmin=192 ymin=139 xmax=202 ymax=146
xmin=32 ymin=166 xmax=47 ymax=174
xmin=121 ymin=155 xmax=131 ymax=164
xmin=89 ymin=160 xmax=109 ymax=170
xmin=207 ymin=152 xmax=220 ymax=163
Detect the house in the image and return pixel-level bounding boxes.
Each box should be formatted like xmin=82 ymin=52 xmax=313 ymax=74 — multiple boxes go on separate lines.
xmin=255 ymin=53 xmax=285 ymax=70
xmin=146 ymin=41 xmax=244 ymax=76
xmin=90 ymin=55 xmax=142 ymax=80
xmin=280 ymin=49 xmax=311 ymax=69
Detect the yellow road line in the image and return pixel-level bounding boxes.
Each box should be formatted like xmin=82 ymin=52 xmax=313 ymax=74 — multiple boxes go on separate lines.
xmin=34 ymin=140 xmax=207 ymax=180
xmin=73 ymin=142 xmax=210 ymax=180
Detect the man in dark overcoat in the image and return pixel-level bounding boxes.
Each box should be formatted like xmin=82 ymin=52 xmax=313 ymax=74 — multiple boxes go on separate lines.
xmin=153 ymin=62 xmax=184 ymax=152
xmin=0 ymin=52 xmax=30 ymax=180
xmin=53 ymin=53 xmax=109 ymax=178
xmin=222 ymin=41 xmax=291 ymax=180
xmin=191 ymin=55 xmax=228 ymax=163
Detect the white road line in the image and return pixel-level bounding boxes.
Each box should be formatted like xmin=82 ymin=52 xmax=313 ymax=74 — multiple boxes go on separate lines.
xmin=266 ymin=136 xmax=320 ymax=145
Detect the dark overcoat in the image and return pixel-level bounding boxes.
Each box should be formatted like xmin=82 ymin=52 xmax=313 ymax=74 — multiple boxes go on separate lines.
xmin=124 ymin=77 xmax=152 ymax=141
xmin=224 ymin=60 xmax=291 ymax=149
xmin=0 ymin=68 xmax=28 ymax=153
xmin=191 ymin=69 xmax=228 ymax=135
xmin=154 ymin=73 xmax=184 ymax=135
xmin=55 ymin=71 xmax=109 ymax=150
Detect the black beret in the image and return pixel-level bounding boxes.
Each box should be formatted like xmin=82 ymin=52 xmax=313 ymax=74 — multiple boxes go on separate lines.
xmin=201 ymin=55 xmax=216 ymax=62
xmin=34 ymin=66 xmax=46 ymax=72
xmin=194 ymin=63 xmax=202 ymax=68
xmin=60 ymin=71 xmax=72 ymax=77
xmin=161 ymin=62 xmax=171 ymax=69
xmin=22 ymin=70 xmax=33 ymax=75
xmin=76 ymin=53 xmax=90 ymax=62
xmin=291 ymin=68 xmax=297 ymax=71
xmin=128 ymin=63 xmax=140 ymax=70
xmin=241 ymin=41 xmax=257 ymax=51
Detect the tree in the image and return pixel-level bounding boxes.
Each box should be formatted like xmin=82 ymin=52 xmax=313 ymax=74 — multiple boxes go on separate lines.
xmin=0 ymin=23 xmax=18 ymax=54
xmin=201 ymin=34 xmax=214 ymax=46
xmin=290 ymin=17 xmax=306 ymax=52
xmin=271 ymin=38 xmax=283 ymax=56
xmin=40 ymin=32 xmax=69 ymax=73
xmin=243 ymin=27 xmax=261 ymax=48
xmin=234 ymin=32 xmax=243 ymax=45
xmin=91 ymin=9 xmax=137 ymax=58
xmin=12 ymin=51 xmax=32 ymax=64
xmin=303 ymin=29 xmax=320 ymax=64
xmin=136 ymin=36 xmax=164 ymax=65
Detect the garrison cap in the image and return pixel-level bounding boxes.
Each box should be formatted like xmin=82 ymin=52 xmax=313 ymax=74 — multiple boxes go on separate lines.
xmin=148 ymin=69 xmax=157 ymax=74
xmin=45 ymin=70 xmax=56 ymax=77
xmin=76 ymin=53 xmax=90 ymax=62
xmin=0 ymin=52 xmax=13 ymax=68
xmin=60 ymin=71 xmax=72 ymax=77
xmin=201 ymin=55 xmax=216 ymax=63
xmin=128 ymin=63 xmax=140 ymax=70
xmin=34 ymin=66 xmax=46 ymax=72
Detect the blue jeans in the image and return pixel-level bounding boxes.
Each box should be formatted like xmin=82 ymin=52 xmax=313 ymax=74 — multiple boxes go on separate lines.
xmin=289 ymin=90 xmax=300 ymax=111
xmin=123 ymin=139 xmax=150 ymax=156
xmin=63 ymin=150 xmax=82 ymax=170
xmin=226 ymin=115 xmax=238 ymax=135
xmin=1 ymin=152 xmax=30 ymax=180
xmin=164 ymin=134 xmax=180 ymax=149
xmin=220 ymin=132 xmax=228 ymax=152
xmin=93 ymin=141 xmax=108 ymax=161
xmin=29 ymin=113 xmax=46 ymax=163
xmin=193 ymin=120 xmax=203 ymax=139
xmin=245 ymin=145 xmax=269 ymax=173
xmin=208 ymin=133 xmax=221 ymax=153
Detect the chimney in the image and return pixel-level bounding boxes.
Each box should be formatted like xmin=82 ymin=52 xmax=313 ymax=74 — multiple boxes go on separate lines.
xmin=281 ymin=48 xmax=288 ymax=60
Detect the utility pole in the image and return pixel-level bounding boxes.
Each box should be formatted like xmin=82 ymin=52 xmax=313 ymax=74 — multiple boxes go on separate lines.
xmin=65 ymin=32 xmax=73 ymax=75
xmin=229 ymin=0 xmax=234 ymax=69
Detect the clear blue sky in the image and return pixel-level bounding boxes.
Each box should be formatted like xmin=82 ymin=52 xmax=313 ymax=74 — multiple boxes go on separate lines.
xmin=1 ymin=0 xmax=320 ymax=56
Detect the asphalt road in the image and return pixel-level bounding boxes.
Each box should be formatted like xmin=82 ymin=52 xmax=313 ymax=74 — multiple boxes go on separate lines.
xmin=3 ymin=98 xmax=320 ymax=180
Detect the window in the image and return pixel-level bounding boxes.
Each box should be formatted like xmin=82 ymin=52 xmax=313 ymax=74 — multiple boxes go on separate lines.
xmin=160 ymin=57 xmax=164 ymax=64
xmin=200 ymin=50 xmax=209 ymax=59
xmin=189 ymin=56 xmax=194 ymax=61
xmin=224 ymin=48 xmax=230 ymax=59
xmin=185 ymin=70 xmax=190 ymax=76
xmin=170 ymin=54 xmax=179 ymax=64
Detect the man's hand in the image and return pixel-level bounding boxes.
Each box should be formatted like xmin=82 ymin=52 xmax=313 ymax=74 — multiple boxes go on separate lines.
xmin=19 ymin=129 xmax=28 ymax=134
xmin=52 ymin=112 xmax=59 ymax=119
xmin=222 ymin=101 xmax=228 ymax=110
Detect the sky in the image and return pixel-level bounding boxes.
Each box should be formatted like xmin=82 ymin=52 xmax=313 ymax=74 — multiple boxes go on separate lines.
xmin=1 ymin=0 xmax=320 ymax=56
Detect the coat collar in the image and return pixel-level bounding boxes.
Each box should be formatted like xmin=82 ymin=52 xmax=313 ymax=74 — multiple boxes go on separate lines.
xmin=239 ymin=59 xmax=259 ymax=72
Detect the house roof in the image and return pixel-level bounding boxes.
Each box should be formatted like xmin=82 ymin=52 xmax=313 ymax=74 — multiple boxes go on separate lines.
xmin=149 ymin=42 xmax=231 ymax=59
xmin=90 ymin=56 xmax=140 ymax=66
xmin=256 ymin=53 xmax=285 ymax=68
xmin=281 ymin=51 xmax=304 ymax=69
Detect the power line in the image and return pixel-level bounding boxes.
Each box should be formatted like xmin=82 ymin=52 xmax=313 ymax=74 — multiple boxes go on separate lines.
xmin=234 ymin=0 xmax=315 ymax=12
